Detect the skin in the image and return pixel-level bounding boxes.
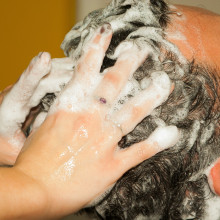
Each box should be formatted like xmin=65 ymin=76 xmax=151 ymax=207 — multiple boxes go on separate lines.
xmin=167 ymin=5 xmax=220 ymax=195
xmin=0 ymin=53 xmax=51 ymax=165
xmin=0 ymin=5 xmax=219 ymax=219
xmin=0 ymin=24 xmax=179 ymax=219
xmin=0 ymin=53 xmax=74 ymax=165
xmin=167 ymin=5 xmax=220 ymax=75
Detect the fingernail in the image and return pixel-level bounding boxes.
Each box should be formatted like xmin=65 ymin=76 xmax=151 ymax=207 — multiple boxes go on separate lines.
xmin=38 ymin=52 xmax=44 ymax=58
xmin=100 ymin=23 xmax=112 ymax=34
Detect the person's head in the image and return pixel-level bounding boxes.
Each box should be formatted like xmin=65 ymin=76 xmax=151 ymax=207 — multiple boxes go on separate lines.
xmin=55 ymin=0 xmax=220 ymax=219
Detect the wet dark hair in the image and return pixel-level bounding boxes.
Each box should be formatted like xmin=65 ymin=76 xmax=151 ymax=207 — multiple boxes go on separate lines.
xmin=43 ymin=0 xmax=220 ymax=219
xmin=83 ymin=61 xmax=219 ymax=220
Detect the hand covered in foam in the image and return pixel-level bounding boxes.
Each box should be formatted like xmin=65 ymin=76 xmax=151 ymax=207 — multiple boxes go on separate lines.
xmin=0 ymin=53 xmax=74 ymax=165
xmin=15 ymin=24 xmax=179 ymax=218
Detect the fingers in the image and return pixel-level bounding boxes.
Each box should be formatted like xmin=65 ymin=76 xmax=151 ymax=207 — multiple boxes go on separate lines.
xmin=31 ymin=112 xmax=48 ymax=133
xmin=15 ymin=52 xmax=51 ymax=103
xmin=0 ymin=52 xmax=51 ymax=141
xmin=208 ymin=158 xmax=220 ymax=196
xmin=21 ymin=105 xmax=42 ymax=136
xmin=0 ymin=52 xmax=51 ymax=121
xmin=112 ymin=71 xmax=171 ymax=135
xmin=28 ymin=57 xmax=74 ymax=108
xmin=50 ymin=24 xmax=113 ymax=113
xmin=74 ymin=23 xmax=112 ymax=85
xmin=94 ymin=44 xmax=149 ymax=106
xmin=117 ymin=126 xmax=179 ymax=172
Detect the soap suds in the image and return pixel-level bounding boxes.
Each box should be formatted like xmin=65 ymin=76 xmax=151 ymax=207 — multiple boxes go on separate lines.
xmin=147 ymin=125 xmax=179 ymax=150
xmin=0 ymin=52 xmax=51 ymax=148
xmin=19 ymin=0 xmax=219 ymax=219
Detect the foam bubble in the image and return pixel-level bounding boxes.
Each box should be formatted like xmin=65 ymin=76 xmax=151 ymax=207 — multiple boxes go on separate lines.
xmin=147 ymin=126 xmax=179 ymax=149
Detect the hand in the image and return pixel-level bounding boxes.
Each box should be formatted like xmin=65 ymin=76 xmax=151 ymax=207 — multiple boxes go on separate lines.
xmin=0 ymin=53 xmax=74 ymax=165
xmin=15 ymin=24 xmax=179 ymax=218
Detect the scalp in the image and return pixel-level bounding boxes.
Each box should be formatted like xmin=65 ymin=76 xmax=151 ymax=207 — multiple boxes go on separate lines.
xmin=167 ymin=5 xmax=220 ymax=73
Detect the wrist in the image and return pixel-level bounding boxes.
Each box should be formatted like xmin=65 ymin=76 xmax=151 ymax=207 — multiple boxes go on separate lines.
xmin=0 ymin=166 xmax=49 ymax=220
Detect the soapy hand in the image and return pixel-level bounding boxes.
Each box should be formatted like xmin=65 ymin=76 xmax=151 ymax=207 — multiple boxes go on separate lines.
xmin=14 ymin=24 xmax=179 ymax=218
xmin=0 ymin=53 xmax=74 ymax=165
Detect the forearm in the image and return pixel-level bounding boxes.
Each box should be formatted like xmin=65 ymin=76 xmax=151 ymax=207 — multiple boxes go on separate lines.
xmin=0 ymin=167 xmax=49 ymax=220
